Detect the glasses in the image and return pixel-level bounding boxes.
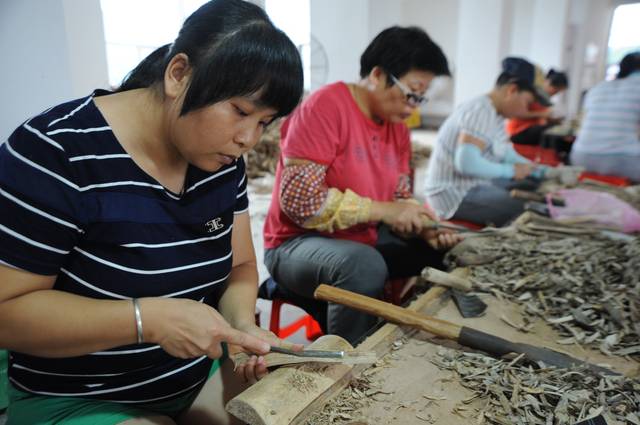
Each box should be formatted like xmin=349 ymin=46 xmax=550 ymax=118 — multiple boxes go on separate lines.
xmin=390 ymin=74 xmax=428 ymax=107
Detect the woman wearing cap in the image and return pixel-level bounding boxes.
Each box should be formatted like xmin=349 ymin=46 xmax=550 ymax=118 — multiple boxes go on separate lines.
xmin=506 ymin=69 xmax=569 ymax=146
xmin=263 ymin=26 xmax=460 ymax=345
xmin=424 ymin=57 xmax=548 ymax=227
xmin=570 ymin=51 xmax=640 ymax=182
xmin=0 ymin=1 xmax=303 ymax=423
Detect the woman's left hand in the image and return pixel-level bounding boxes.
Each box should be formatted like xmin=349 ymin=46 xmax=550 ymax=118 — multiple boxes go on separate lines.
xmin=231 ymin=323 xmax=304 ymax=385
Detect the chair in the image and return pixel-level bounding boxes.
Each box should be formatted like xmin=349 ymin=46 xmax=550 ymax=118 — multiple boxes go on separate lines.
xmin=268 ymin=298 xmax=324 ymax=340
xmin=258 ymin=277 xmax=325 ymax=342
xmin=260 ymin=276 xmax=414 ymax=342
xmin=579 ymin=172 xmax=631 ymax=187
xmin=513 ymin=144 xmax=562 ymax=166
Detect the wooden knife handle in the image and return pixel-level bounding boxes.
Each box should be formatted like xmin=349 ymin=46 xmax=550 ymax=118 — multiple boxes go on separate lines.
xmin=314 ymin=284 xmax=461 ymax=340
xmin=421 ymin=267 xmax=472 ymax=292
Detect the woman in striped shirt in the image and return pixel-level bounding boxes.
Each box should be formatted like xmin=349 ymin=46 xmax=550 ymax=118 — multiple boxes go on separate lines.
xmin=0 ymin=1 xmax=303 ymax=424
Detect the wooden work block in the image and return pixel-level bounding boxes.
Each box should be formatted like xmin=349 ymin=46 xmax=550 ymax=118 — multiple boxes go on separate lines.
xmin=226 ymin=335 xmax=357 ymax=425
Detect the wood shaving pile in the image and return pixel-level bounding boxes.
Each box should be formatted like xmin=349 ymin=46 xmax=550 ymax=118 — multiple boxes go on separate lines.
xmin=433 ymin=348 xmax=640 ymax=425
xmin=448 ymin=228 xmax=640 ymax=358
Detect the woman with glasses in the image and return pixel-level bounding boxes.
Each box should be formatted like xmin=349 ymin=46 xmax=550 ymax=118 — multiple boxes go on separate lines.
xmin=263 ymin=26 xmax=460 ymax=345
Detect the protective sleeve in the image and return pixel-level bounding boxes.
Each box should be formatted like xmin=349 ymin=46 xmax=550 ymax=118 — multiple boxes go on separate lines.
xmin=279 ymin=162 xmax=372 ymax=233
xmin=453 ymin=143 xmax=514 ymax=179
xmin=503 ymin=144 xmax=531 ymax=164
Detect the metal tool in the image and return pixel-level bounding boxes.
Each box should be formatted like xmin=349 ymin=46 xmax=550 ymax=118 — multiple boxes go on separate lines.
xmin=422 ymin=218 xmax=479 ymax=233
xmin=314 ymin=284 xmax=618 ymax=376
xmin=269 ymin=345 xmax=345 ymax=359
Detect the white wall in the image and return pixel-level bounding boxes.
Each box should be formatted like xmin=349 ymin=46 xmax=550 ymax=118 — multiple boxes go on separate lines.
xmin=454 ymin=0 xmax=511 ymax=106
xmin=310 ymin=0 xmax=370 ymax=86
xmin=528 ymin=0 xmax=570 ymax=69
xmin=0 ymin=0 xmax=108 ymax=140
xmin=565 ymin=0 xmax=616 ymax=118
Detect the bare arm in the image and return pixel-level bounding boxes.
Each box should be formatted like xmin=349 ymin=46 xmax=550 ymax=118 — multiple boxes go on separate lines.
xmin=217 ymin=211 xmax=260 ymax=330
xmin=0 ymin=265 xmax=270 ymax=359
xmin=0 ymin=265 xmax=137 ymax=357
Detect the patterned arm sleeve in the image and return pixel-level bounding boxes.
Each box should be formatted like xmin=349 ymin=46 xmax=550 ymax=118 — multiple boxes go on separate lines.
xmin=279 ymin=162 xmax=372 ymax=233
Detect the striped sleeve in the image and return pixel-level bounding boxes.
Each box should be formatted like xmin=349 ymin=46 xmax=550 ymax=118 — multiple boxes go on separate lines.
xmin=458 ymin=107 xmax=494 ymax=145
xmin=0 ymin=123 xmax=85 ymax=275
xmin=234 ymin=157 xmax=249 ymax=214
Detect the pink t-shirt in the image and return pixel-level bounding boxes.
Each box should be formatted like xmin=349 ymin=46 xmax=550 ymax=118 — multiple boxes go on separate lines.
xmin=263 ymin=82 xmax=411 ymax=249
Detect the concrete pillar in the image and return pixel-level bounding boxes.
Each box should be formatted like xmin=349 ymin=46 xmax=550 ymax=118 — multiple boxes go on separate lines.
xmin=0 ymin=0 xmax=108 ymax=140
xmin=453 ymin=0 xmax=512 ymax=106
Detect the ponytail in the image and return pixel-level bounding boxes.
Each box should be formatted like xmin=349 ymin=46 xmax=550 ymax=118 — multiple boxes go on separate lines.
xmin=546 ymin=69 xmax=568 ymax=89
xmin=117 ymin=44 xmax=171 ymax=92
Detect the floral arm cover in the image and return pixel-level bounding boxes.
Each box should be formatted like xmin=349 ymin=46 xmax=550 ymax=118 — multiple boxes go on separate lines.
xmin=280 ymin=161 xmax=413 ymax=233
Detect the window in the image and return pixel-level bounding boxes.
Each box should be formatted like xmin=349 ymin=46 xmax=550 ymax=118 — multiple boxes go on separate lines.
xmin=100 ymin=0 xmax=209 ymax=87
xmin=101 ymin=0 xmax=310 ymax=89
xmin=606 ymin=2 xmax=640 ymax=80
xmin=265 ymin=0 xmax=311 ymax=90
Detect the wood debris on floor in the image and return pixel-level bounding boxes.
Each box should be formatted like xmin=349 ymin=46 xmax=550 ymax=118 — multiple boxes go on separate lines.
xmin=432 ymin=348 xmax=640 ymax=424
xmin=446 ymin=222 xmax=640 ymax=359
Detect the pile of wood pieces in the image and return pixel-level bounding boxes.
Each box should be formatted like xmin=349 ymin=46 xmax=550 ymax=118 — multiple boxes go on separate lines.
xmin=246 ymin=118 xmax=283 ymax=178
xmin=446 ymin=218 xmax=640 ymax=358
xmin=433 ymin=348 xmax=640 ymax=424
xmin=303 ymin=374 xmax=374 ymax=424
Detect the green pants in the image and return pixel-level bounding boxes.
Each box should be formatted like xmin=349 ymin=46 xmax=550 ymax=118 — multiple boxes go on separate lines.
xmin=1 ymin=350 xmax=8 ymax=411
xmin=6 ymin=356 xmax=222 ymax=425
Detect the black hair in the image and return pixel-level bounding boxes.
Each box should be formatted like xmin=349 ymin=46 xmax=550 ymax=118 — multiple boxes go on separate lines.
xmin=117 ymin=0 xmax=303 ymax=118
xmin=359 ymin=26 xmax=450 ymax=85
xmin=546 ymin=69 xmax=569 ymax=88
xmin=617 ymin=51 xmax=640 ymax=79
xmin=495 ymin=72 xmax=533 ymax=93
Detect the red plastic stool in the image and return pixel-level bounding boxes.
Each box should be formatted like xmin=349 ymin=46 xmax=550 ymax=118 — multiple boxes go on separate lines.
xmin=513 ymin=144 xmax=561 ymax=166
xmin=269 ymin=298 xmax=323 ymax=341
xmin=579 ymin=172 xmax=631 ymax=187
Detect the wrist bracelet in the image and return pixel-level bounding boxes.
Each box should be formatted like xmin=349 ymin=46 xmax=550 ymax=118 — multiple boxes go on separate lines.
xmin=133 ymin=298 xmax=144 ymax=344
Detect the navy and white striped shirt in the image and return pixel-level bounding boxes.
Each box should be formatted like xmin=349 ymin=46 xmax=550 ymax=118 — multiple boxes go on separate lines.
xmin=0 ymin=91 xmax=249 ymax=403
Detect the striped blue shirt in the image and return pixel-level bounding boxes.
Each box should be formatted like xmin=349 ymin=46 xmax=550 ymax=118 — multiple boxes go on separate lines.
xmin=573 ymin=72 xmax=640 ymax=155
xmin=0 ymin=91 xmax=249 ymax=403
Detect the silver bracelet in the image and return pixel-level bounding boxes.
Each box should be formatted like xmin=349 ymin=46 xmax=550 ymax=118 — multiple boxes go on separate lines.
xmin=133 ymin=298 xmax=144 ymax=344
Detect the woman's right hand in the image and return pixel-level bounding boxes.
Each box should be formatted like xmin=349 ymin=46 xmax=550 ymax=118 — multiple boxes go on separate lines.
xmin=370 ymin=200 xmax=434 ymax=235
xmin=140 ymin=298 xmax=270 ymax=359
xmin=513 ymin=163 xmax=536 ymax=180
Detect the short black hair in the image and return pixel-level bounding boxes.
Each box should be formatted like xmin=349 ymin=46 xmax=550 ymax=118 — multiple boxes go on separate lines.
xmin=359 ymin=26 xmax=450 ymax=85
xmin=495 ymin=72 xmax=534 ymax=93
xmin=618 ymin=51 xmax=640 ymax=79
xmin=118 ymin=0 xmax=303 ymax=118
xmin=546 ymin=69 xmax=569 ymax=88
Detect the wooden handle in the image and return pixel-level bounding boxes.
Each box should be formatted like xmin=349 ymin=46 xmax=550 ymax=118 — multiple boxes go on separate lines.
xmin=511 ymin=189 xmax=566 ymax=207
xmin=510 ymin=189 xmax=544 ymax=202
xmin=314 ymin=284 xmax=461 ymax=340
xmin=421 ymin=267 xmax=472 ymax=292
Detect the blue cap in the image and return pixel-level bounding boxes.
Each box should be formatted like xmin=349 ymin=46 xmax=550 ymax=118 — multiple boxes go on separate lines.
xmin=501 ymin=57 xmax=551 ymax=106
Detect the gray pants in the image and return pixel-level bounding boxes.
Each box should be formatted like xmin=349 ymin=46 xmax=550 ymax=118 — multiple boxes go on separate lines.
xmin=264 ymin=226 xmax=444 ymax=344
xmin=453 ymin=178 xmax=539 ymax=227
xmin=570 ymin=151 xmax=640 ymax=183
